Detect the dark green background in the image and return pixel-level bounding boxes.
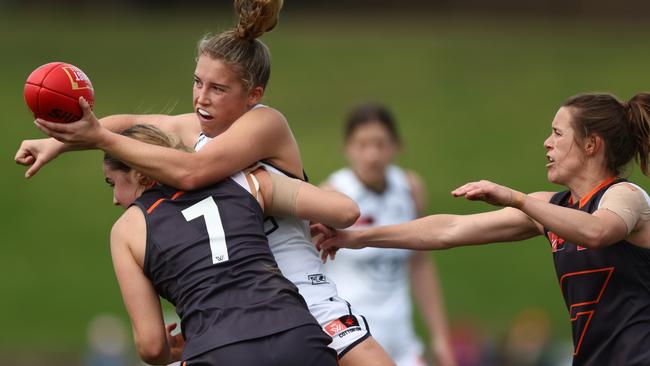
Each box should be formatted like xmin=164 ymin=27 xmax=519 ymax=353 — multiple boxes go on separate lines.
xmin=2 ymin=9 xmax=650 ymax=361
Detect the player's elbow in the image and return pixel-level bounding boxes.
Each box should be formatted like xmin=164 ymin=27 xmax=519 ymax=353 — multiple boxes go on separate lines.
xmin=135 ymin=338 xmax=169 ymax=365
xmin=339 ymin=202 xmax=360 ymax=228
xmin=325 ymin=196 xmax=359 ymax=229
xmin=426 ymin=217 xmax=458 ymax=250
xmin=432 ymin=230 xmax=454 ymax=250
xmin=173 ymin=166 xmax=204 ymax=191
xmin=579 ymin=226 xmax=611 ymax=249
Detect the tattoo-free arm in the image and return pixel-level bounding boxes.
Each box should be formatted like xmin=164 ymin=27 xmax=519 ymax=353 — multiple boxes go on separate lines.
xmin=97 ymin=108 xmax=297 ymax=191
xmin=110 ymin=208 xmax=174 ymax=365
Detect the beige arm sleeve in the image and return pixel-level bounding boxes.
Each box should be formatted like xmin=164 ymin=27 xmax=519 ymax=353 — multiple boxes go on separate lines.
xmin=266 ymin=172 xmax=301 ymax=218
xmin=599 ymin=183 xmax=650 ymax=234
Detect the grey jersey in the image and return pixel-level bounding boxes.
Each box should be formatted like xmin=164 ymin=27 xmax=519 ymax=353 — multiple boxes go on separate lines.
xmin=133 ymin=180 xmax=317 ymax=360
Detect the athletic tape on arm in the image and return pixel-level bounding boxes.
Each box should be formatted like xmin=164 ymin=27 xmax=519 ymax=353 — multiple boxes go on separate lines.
xmin=267 ymin=173 xmax=301 ymax=218
xmin=599 ymin=183 xmax=650 ymax=234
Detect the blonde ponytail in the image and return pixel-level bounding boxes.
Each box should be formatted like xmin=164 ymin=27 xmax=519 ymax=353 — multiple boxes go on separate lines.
xmin=197 ymin=0 xmax=282 ymax=90
xmin=234 ymin=0 xmax=283 ymax=40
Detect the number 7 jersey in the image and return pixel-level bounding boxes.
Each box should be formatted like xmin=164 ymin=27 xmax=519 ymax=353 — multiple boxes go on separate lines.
xmin=131 ymin=177 xmax=318 ymax=360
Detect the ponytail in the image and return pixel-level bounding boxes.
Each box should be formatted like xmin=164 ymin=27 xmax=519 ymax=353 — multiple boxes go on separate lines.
xmin=625 ymin=93 xmax=650 ymax=175
xmin=198 ymin=0 xmax=283 ymax=90
xmin=234 ymin=0 xmax=283 ymax=40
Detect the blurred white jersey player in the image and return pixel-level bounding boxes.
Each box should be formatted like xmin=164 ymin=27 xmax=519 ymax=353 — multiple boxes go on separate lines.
xmin=323 ymin=102 xmax=456 ymax=366
xmin=195 ymin=104 xmax=373 ymax=359
xmin=325 ymin=165 xmax=425 ymax=366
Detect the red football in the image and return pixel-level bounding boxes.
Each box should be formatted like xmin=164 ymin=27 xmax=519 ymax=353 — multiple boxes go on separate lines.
xmin=24 ymin=62 xmax=95 ymax=123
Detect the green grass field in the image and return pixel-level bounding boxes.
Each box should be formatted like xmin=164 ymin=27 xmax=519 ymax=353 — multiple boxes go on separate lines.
xmin=2 ymin=9 xmax=650 ymax=360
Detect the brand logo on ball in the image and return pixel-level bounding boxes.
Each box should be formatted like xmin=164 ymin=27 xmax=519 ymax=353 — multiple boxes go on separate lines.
xmin=62 ymin=67 xmax=93 ymax=91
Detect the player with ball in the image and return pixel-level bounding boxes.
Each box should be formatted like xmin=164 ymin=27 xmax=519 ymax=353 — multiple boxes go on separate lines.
xmin=16 ymin=0 xmax=397 ymax=365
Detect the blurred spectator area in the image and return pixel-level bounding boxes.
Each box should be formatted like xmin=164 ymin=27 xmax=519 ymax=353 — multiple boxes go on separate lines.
xmin=4 ymin=0 xmax=650 ymax=20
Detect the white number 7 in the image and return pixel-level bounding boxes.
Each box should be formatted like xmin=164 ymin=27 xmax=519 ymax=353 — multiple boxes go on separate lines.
xmin=182 ymin=197 xmax=229 ymax=264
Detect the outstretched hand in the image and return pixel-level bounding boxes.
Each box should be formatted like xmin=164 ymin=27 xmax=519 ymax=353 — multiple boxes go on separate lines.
xmin=311 ymin=223 xmax=366 ymax=262
xmin=34 ymin=97 xmax=107 ymax=149
xmin=451 ymin=179 xmax=525 ymax=208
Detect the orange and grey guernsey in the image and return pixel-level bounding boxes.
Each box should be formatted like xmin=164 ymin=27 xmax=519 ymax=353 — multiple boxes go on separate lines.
xmin=545 ymin=178 xmax=650 ymax=366
xmin=131 ymin=178 xmax=318 ymax=360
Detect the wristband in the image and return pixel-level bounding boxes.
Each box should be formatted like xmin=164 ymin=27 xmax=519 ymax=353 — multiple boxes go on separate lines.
xmin=509 ymin=190 xmax=526 ymax=209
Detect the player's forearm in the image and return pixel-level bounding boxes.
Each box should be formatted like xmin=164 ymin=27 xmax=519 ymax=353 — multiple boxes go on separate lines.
xmin=98 ymin=129 xmax=199 ymax=189
xmin=518 ymin=195 xmax=615 ymax=248
xmin=55 ymin=114 xmax=147 ymax=153
xmin=353 ymin=215 xmax=458 ymax=250
xmin=99 ymin=114 xmax=143 ymax=132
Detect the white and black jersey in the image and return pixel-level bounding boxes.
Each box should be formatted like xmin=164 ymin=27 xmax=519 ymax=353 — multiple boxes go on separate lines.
xmin=193 ymin=105 xmax=370 ymax=356
xmin=325 ymin=165 xmax=425 ymax=365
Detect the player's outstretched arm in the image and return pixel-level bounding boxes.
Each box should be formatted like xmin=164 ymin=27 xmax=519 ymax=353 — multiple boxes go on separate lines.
xmin=111 ymin=207 xmax=179 ymax=365
xmin=453 ymin=179 xmax=630 ymax=249
xmin=16 ymin=108 xmax=197 ymax=178
xmin=35 ymin=98 xmax=299 ymax=191
xmin=315 ymin=204 xmax=540 ymax=252
xmin=252 ymin=168 xmax=360 ymax=229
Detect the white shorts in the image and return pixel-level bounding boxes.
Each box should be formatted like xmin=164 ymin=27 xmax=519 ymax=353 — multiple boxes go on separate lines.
xmin=309 ymin=296 xmax=371 ymax=357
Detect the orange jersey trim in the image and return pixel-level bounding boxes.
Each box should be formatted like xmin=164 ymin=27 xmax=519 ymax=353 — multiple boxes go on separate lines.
xmin=568 ymin=176 xmax=618 ymax=209
xmin=560 ymin=267 xmax=615 ymax=356
xmin=146 ymin=190 xmax=185 ymax=214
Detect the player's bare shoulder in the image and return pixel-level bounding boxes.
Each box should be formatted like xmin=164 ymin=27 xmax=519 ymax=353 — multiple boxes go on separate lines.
xmin=167 ymin=113 xmax=202 ymax=147
xmin=244 ymin=105 xmax=290 ymax=134
xmin=110 ymin=206 xmax=147 ymax=261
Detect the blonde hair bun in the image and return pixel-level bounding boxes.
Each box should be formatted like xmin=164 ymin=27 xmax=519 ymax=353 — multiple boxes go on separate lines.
xmin=234 ymin=0 xmax=284 ymax=40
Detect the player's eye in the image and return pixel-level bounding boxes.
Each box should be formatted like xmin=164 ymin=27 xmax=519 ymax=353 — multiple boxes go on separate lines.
xmin=105 ymin=177 xmax=115 ymax=188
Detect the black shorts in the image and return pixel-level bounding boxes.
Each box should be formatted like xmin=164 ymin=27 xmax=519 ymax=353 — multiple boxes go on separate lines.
xmin=183 ymin=324 xmax=338 ymax=366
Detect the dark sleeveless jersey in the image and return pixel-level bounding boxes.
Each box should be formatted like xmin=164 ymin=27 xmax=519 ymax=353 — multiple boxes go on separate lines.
xmin=544 ymin=178 xmax=650 ymax=365
xmin=131 ymin=178 xmax=318 ymax=359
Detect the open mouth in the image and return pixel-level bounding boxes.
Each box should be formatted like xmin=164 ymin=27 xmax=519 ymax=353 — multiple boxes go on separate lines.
xmin=546 ymin=155 xmax=555 ymax=167
xmin=197 ymin=108 xmax=213 ymax=120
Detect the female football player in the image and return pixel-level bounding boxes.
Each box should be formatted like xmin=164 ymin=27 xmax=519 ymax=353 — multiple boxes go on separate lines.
xmin=106 ymin=124 xmax=359 ymax=365
xmin=315 ymin=93 xmax=650 ymax=366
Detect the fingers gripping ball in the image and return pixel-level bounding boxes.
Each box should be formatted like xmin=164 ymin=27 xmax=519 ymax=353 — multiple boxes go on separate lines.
xmin=24 ymin=62 xmax=94 ymax=123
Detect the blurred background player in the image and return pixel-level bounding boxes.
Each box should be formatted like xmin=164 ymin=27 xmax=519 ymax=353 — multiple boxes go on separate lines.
xmin=322 ymin=102 xmax=456 ymax=366
xmin=105 ymin=124 xmax=359 ymax=365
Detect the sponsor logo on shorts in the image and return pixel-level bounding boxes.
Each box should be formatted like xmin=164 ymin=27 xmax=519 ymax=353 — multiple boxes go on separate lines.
xmin=324 ymin=316 xmax=362 ymax=338
xmin=308 ymin=273 xmax=328 ymax=285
